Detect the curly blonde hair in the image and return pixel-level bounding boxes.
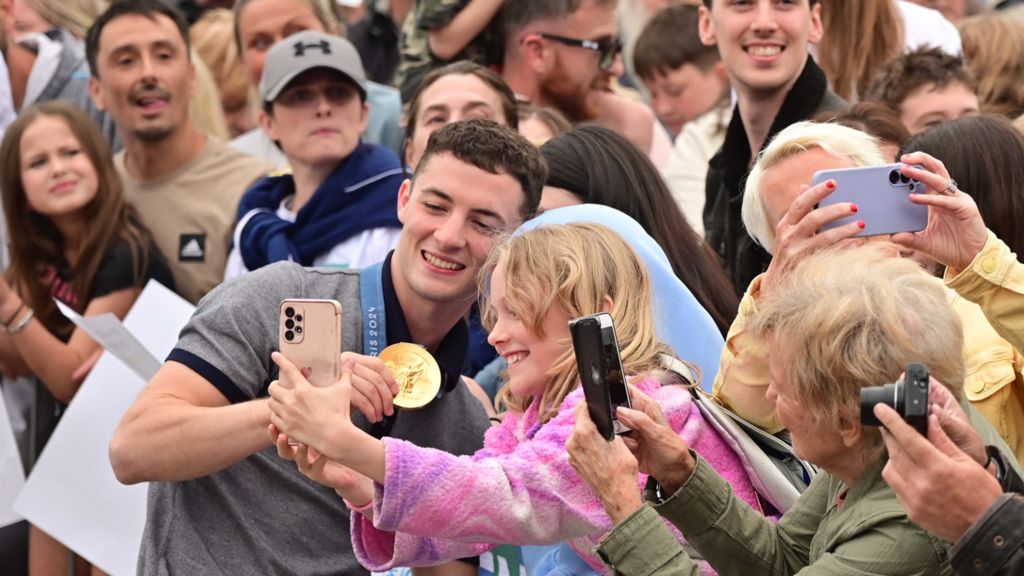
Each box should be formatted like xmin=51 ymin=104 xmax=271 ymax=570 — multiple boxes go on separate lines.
xmin=480 ymin=223 xmax=675 ymax=423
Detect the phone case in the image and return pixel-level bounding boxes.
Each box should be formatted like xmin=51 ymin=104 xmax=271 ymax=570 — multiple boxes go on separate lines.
xmin=814 ymin=163 xmax=927 ymax=237
xmin=570 ymin=312 xmax=632 ymax=440
xmin=279 ymin=299 xmax=343 ymax=387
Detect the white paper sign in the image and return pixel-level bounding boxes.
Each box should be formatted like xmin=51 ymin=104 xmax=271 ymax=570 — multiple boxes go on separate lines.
xmin=54 ymin=299 xmax=161 ymax=381
xmin=0 ymin=388 xmax=26 ymax=527
xmin=14 ymin=281 xmax=194 ymax=575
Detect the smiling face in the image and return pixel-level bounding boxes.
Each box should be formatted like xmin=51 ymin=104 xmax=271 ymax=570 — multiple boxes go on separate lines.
xmin=486 ymin=253 xmax=573 ymax=400
xmin=699 ymin=0 xmax=822 ymax=99
xmin=261 ymin=68 xmax=368 ymax=168
xmin=392 ymin=152 xmax=526 ymax=308
xmin=237 ymin=0 xmax=326 ymax=87
xmin=18 ymin=114 xmax=99 ymax=220
xmin=88 ymin=13 xmax=195 ymax=144
xmin=405 ymin=73 xmax=509 ymax=168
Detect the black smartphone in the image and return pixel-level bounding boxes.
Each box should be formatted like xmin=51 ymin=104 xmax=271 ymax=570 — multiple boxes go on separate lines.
xmin=570 ymin=312 xmax=632 ymax=441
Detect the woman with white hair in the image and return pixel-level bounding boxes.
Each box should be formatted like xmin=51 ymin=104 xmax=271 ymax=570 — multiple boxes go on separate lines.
xmin=715 ymin=120 xmax=1022 ymax=469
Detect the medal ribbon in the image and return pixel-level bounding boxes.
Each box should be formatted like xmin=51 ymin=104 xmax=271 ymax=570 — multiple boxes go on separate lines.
xmin=359 ymin=261 xmax=387 ymax=357
xmin=360 ymin=261 xmax=401 ymax=438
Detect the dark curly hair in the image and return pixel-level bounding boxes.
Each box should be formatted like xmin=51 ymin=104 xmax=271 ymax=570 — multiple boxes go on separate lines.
xmin=416 ymin=119 xmax=547 ymax=220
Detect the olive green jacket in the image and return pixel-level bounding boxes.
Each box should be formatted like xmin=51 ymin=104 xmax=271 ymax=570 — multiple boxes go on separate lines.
xmin=597 ymin=454 xmax=952 ymax=575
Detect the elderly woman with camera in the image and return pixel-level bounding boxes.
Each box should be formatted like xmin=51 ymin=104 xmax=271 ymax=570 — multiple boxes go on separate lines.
xmin=567 ymin=245 xmax=959 ymax=575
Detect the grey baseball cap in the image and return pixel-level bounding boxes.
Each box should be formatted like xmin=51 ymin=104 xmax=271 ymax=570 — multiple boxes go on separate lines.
xmin=259 ymin=30 xmax=367 ymax=103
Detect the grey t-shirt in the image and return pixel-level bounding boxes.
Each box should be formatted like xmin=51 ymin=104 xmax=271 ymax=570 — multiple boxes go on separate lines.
xmin=138 ymin=262 xmax=489 ymax=575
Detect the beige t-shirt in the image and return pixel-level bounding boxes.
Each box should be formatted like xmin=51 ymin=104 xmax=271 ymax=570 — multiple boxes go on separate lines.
xmin=116 ymin=138 xmax=271 ymax=304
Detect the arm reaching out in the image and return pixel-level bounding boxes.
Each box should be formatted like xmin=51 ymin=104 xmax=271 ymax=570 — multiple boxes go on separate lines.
xmin=109 ymin=361 xmax=273 ymax=483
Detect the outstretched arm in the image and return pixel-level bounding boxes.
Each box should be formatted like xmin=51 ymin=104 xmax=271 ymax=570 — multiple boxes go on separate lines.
xmin=109 ymin=361 xmax=273 ymax=484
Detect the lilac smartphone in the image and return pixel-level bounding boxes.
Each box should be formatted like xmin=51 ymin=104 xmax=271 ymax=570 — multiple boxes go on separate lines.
xmin=813 ymin=163 xmax=927 ymax=237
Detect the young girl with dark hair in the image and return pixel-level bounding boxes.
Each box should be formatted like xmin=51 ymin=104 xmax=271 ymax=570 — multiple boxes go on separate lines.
xmin=0 ymin=100 xmax=172 ymax=575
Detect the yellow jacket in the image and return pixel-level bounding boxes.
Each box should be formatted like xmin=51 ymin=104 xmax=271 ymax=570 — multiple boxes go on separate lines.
xmin=713 ymin=232 xmax=1024 ymax=461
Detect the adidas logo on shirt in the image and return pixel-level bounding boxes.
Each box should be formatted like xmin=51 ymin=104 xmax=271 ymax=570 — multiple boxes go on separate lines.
xmin=179 ymin=234 xmax=206 ymax=262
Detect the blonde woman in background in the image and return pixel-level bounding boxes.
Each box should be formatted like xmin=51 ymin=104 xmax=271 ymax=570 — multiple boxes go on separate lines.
xmin=191 ymin=8 xmax=258 ymax=138
xmin=958 ymin=13 xmax=1024 ymax=118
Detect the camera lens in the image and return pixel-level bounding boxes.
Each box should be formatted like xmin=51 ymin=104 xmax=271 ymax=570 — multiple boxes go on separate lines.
xmin=888 ymin=170 xmax=900 ymax=185
xmin=859 ymin=383 xmax=899 ymax=427
xmin=295 ymin=326 xmax=303 ymax=335
xmin=295 ymin=314 xmax=303 ymax=323
xmin=285 ymin=307 xmax=295 ymax=318
xmin=285 ymin=319 xmax=294 ymax=330
xmin=285 ymin=330 xmax=294 ymax=341
xmin=899 ymin=173 xmax=911 ymax=184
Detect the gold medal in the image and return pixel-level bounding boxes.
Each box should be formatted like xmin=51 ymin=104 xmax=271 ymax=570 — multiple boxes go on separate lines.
xmin=380 ymin=343 xmax=442 ymax=410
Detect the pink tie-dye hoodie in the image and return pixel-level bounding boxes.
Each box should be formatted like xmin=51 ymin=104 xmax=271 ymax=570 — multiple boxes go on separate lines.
xmin=351 ymin=375 xmax=761 ymax=573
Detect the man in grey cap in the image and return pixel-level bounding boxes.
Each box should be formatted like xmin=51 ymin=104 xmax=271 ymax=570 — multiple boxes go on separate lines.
xmin=223 ymin=30 xmax=405 ymax=280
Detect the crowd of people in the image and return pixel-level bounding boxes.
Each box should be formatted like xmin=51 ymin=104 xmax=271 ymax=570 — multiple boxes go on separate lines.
xmin=0 ymin=0 xmax=1022 ymax=574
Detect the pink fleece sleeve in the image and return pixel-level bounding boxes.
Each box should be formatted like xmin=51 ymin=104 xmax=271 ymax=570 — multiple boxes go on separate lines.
xmin=350 ymin=377 xmax=760 ymax=571
xmin=351 ymin=386 xmax=615 ymax=570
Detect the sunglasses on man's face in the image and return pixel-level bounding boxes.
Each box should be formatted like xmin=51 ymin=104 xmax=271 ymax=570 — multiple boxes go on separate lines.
xmin=537 ymin=32 xmax=622 ymax=71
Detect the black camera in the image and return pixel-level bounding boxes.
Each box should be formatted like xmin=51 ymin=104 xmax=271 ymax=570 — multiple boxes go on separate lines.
xmin=859 ymin=363 xmax=930 ymax=434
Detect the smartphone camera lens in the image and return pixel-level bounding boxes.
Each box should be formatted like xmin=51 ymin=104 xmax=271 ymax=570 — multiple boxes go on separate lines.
xmin=285 ymin=307 xmax=295 ymax=318
xmin=295 ymin=326 xmax=303 ymax=335
xmin=888 ymin=169 xmax=901 ymax=185
xmin=285 ymin=319 xmax=294 ymax=330
xmin=295 ymin=314 xmax=303 ymax=323
xmin=899 ymin=173 xmax=911 ymax=184
xmin=285 ymin=330 xmax=294 ymax=341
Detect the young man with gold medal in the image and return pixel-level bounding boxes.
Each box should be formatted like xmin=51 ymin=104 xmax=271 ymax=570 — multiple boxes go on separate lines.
xmin=109 ymin=119 xmax=546 ymax=575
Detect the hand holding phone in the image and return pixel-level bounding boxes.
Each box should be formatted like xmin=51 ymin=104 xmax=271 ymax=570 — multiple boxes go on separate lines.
xmin=570 ymin=312 xmax=632 ymax=441
xmin=814 ymin=163 xmax=927 ymax=237
xmin=279 ymin=299 xmax=343 ymax=387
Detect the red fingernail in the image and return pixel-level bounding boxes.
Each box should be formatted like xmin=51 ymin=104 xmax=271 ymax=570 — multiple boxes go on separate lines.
xmin=858 ymin=221 xmax=866 ymax=229
xmin=850 ymin=203 xmax=859 ymax=213
xmin=827 ymin=180 xmax=836 ymax=189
